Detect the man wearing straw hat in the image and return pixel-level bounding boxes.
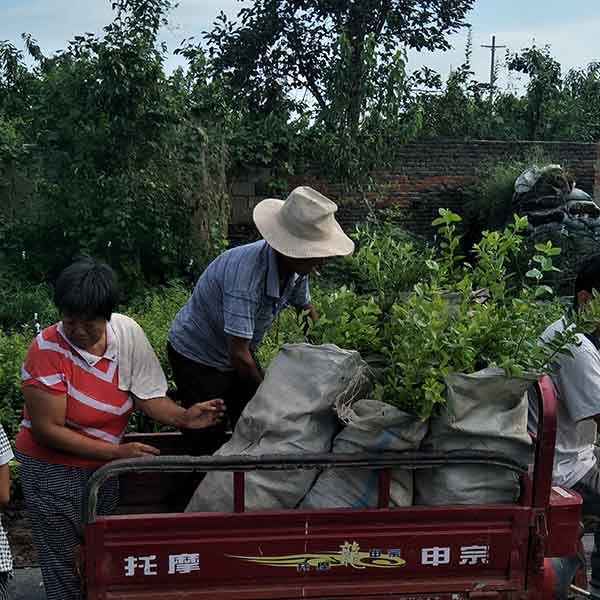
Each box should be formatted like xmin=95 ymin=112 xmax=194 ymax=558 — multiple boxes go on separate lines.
xmin=167 ymin=186 xmax=354 ymax=454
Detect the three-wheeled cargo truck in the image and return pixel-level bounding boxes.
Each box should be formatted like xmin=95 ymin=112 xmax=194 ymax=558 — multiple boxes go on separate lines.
xmin=82 ymin=376 xmax=584 ymax=599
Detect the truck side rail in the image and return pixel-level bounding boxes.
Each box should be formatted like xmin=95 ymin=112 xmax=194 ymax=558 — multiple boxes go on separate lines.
xmin=84 ymin=374 xmax=557 ymax=524
xmin=83 ymin=449 xmax=527 ymax=525
xmin=532 ymin=375 xmax=557 ymax=509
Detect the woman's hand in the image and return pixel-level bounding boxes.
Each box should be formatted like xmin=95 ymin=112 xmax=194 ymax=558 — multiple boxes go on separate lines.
xmin=135 ymin=395 xmax=226 ymax=429
xmin=179 ymin=399 xmax=226 ymax=429
xmin=113 ymin=442 xmax=161 ymax=459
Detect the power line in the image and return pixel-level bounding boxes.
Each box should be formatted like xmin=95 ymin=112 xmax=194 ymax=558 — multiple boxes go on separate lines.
xmin=481 ymin=35 xmax=507 ymax=105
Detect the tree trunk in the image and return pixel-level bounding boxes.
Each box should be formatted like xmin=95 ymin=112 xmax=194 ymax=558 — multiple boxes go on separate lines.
xmin=346 ymin=35 xmax=365 ymax=136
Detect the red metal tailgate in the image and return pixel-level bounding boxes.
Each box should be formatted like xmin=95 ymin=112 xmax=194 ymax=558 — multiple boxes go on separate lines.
xmin=86 ymin=503 xmax=531 ymax=600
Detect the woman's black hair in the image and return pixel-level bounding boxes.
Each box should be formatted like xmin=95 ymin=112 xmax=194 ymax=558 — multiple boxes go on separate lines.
xmin=54 ymin=257 xmax=119 ymax=320
xmin=574 ymin=254 xmax=600 ymax=309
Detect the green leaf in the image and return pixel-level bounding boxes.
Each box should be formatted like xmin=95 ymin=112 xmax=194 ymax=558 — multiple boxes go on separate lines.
xmin=526 ymin=268 xmax=543 ymax=280
xmin=534 ymin=285 xmax=554 ymax=298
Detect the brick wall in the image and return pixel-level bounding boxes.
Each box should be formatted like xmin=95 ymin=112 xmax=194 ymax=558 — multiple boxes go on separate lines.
xmin=229 ymin=139 xmax=600 ymax=243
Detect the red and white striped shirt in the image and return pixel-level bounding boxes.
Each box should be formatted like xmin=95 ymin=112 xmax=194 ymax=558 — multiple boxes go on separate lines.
xmin=16 ymin=321 xmax=133 ymax=468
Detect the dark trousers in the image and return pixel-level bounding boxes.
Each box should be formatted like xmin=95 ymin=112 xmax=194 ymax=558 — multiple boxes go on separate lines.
xmin=572 ymin=454 xmax=600 ymax=588
xmin=16 ymin=450 xmax=118 ymax=600
xmin=167 ymin=342 xmax=259 ymax=456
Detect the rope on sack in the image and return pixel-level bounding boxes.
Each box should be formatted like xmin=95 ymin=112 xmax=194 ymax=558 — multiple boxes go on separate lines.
xmin=335 ymin=361 xmax=373 ymax=426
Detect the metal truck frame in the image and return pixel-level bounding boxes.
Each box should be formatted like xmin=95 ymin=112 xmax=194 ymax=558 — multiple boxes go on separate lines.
xmin=83 ymin=375 xmax=582 ymax=599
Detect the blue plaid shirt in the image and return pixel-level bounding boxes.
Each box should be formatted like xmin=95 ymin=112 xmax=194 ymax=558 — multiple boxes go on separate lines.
xmin=168 ymin=241 xmax=310 ymax=370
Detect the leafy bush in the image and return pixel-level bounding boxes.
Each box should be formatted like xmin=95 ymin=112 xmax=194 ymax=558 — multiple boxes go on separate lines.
xmin=340 ymin=223 xmax=431 ymax=309
xmin=375 ymin=210 xmax=576 ymax=417
xmin=0 ymin=0 xmax=229 ymax=291
xmin=0 ymin=327 xmax=32 ymax=438
xmin=125 ymin=282 xmax=192 ymax=380
xmin=0 ymin=268 xmax=57 ymax=331
xmin=462 ymin=148 xmax=554 ymax=250
xmin=255 ymin=309 xmax=306 ymax=368
xmin=307 ymin=287 xmax=382 ymax=354
xmin=254 ymin=209 xmax=580 ymax=419
xmin=256 ymin=285 xmax=383 ymax=369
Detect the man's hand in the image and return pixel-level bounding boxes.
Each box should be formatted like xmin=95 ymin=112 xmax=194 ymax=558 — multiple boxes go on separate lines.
xmin=298 ymin=304 xmax=319 ymax=337
xmin=178 ymin=399 xmax=226 ymax=429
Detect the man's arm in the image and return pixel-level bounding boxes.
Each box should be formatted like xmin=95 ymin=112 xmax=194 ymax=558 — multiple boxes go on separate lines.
xmin=222 ymin=285 xmax=262 ymax=385
xmin=296 ymin=303 xmax=319 ymax=322
xmin=295 ymin=303 xmax=318 ymax=336
xmin=229 ymin=336 xmax=263 ymax=386
xmin=290 ymin=276 xmax=316 ymax=334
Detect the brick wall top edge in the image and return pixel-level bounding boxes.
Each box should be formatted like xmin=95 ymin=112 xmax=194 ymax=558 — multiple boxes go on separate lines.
xmin=391 ymin=139 xmax=597 ymax=147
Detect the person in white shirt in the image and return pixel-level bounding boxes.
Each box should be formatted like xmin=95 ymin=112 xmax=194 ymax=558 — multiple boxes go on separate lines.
xmin=529 ymin=254 xmax=600 ymax=590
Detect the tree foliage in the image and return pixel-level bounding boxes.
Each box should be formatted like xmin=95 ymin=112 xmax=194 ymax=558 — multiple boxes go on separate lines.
xmin=203 ymin=4 xmax=600 ymax=181
xmin=207 ymin=0 xmax=473 ymax=124
xmin=206 ymin=0 xmax=474 ymax=179
xmin=417 ymin=43 xmax=600 ymax=143
xmin=0 ymin=0 xmax=229 ymax=290
xmin=507 ymin=46 xmax=563 ymax=139
xmin=3 ymin=0 xmax=600 ymax=296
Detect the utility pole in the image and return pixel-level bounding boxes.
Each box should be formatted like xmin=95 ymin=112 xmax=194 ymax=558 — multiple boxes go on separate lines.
xmin=481 ymin=35 xmax=507 ymax=105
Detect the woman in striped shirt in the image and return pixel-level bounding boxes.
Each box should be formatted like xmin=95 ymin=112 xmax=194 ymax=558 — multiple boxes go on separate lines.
xmin=15 ymin=258 xmax=224 ymax=600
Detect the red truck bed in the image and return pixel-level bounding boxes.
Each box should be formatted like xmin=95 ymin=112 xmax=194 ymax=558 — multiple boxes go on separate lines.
xmin=83 ymin=376 xmax=582 ymax=600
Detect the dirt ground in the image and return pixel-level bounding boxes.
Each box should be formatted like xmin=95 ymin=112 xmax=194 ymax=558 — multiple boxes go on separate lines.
xmin=5 ymin=489 xmax=43 ymax=598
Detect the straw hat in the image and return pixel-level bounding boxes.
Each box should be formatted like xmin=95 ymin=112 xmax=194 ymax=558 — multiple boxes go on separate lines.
xmin=253 ymin=186 xmax=355 ymax=258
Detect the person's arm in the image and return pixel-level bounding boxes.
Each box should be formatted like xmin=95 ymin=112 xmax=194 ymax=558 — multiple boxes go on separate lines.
xmin=291 ymin=277 xmax=316 ymax=334
xmin=296 ymin=303 xmax=319 ymax=335
xmin=296 ymin=304 xmax=319 ymax=322
xmin=229 ymin=336 xmax=263 ymax=386
xmin=0 ymin=464 xmax=9 ymax=506
xmin=134 ymin=395 xmax=225 ymax=429
xmin=23 ymin=387 xmax=160 ymax=460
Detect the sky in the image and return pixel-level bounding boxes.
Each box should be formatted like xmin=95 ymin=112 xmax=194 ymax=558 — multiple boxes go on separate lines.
xmin=2 ymin=0 xmax=600 ymax=91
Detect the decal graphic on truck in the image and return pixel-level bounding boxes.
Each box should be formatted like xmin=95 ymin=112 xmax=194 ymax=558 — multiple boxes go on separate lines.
xmin=229 ymin=541 xmax=407 ymax=572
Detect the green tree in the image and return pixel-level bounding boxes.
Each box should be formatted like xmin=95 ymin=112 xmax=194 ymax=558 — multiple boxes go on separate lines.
xmin=507 ymin=45 xmax=563 ymax=139
xmin=416 ymin=33 xmax=527 ymax=141
xmin=0 ymin=0 xmax=229 ymax=288
xmin=561 ymin=61 xmax=600 ymax=141
xmin=205 ymin=0 xmax=474 ymax=177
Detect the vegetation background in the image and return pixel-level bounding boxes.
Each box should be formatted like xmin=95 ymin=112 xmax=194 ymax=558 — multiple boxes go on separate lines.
xmin=2 ymin=0 xmax=599 ymax=436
